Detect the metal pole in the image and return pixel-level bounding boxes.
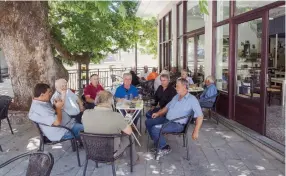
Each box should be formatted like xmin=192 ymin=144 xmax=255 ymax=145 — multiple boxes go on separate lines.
xmin=135 ymin=42 xmax=138 ymax=74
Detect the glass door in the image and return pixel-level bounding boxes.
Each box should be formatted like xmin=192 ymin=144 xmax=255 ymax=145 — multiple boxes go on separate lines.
xmin=265 ymin=6 xmax=285 ymax=145
xmin=187 ymin=37 xmax=195 ymax=76
xmin=233 ymin=13 xmax=266 ymax=134
xmin=186 ymin=34 xmax=205 ymax=84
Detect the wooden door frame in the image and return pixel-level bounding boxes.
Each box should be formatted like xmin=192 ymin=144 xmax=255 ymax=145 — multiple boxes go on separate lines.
xmin=231 ymin=11 xmax=267 ymax=134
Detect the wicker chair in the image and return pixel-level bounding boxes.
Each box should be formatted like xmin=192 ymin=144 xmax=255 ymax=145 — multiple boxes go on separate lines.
xmin=0 ymin=151 xmax=54 ymax=176
xmin=32 ymin=121 xmax=81 ymax=166
xmin=147 ymin=115 xmax=193 ymax=160
xmin=80 ymin=132 xmax=133 ymax=176
xmin=139 ymin=80 xmax=155 ymax=106
xmin=0 ymin=95 xmax=13 ymax=135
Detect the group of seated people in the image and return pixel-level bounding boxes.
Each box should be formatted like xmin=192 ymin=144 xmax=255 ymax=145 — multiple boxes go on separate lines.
xmin=28 ymin=67 xmax=218 ymax=161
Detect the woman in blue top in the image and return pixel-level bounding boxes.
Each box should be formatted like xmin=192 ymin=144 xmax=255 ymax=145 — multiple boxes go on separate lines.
xmin=181 ymin=69 xmax=194 ymax=85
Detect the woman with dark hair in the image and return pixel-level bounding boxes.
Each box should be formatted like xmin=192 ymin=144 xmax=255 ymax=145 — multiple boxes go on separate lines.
xmin=130 ymin=70 xmax=140 ymax=86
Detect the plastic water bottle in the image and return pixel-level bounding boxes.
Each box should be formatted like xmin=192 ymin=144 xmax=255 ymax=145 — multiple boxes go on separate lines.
xmin=139 ymin=94 xmax=142 ymax=100
xmin=125 ymin=95 xmax=128 ymax=100
xmin=129 ymin=94 xmax=133 ymax=100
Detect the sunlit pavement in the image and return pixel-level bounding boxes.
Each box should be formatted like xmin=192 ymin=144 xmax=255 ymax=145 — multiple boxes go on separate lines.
xmin=0 ymin=115 xmax=284 ymax=176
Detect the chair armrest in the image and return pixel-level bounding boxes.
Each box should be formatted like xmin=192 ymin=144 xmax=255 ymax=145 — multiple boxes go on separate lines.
xmin=199 ymin=93 xmax=219 ymax=102
xmin=35 ymin=122 xmax=77 ymax=139
xmin=160 ymin=116 xmax=191 ymax=133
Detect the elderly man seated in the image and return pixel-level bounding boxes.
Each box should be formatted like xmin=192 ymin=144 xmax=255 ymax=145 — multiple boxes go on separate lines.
xmin=84 ymin=74 xmax=104 ymax=109
xmin=139 ymin=65 xmax=150 ymax=80
xmin=199 ymin=76 xmax=218 ymax=108
xmin=145 ymin=78 xmax=203 ymax=157
xmin=115 ymin=72 xmax=140 ymax=125
xmin=146 ymin=73 xmax=177 ymax=119
xmin=51 ymin=79 xmax=84 ymax=124
xmin=29 ymin=83 xmax=84 ymax=141
xmin=82 ymin=91 xmax=138 ymax=164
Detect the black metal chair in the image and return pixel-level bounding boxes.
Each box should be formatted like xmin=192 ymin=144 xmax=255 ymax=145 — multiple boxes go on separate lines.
xmin=0 ymin=151 xmax=54 ymax=176
xmin=0 ymin=95 xmax=13 ymax=135
xmin=199 ymin=93 xmax=220 ymax=124
xmin=80 ymin=132 xmax=133 ymax=176
xmin=32 ymin=121 xmax=81 ymax=166
xmin=147 ymin=115 xmax=193 ymax=160
xmin=139 ymin=80 xmax=155 ymax=106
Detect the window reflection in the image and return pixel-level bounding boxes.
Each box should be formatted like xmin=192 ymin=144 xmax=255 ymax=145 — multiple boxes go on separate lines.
xmin=236 ymin=18 xmax=262 ymax=99
xmin=216 ymin=24 xmax=229 ymax=92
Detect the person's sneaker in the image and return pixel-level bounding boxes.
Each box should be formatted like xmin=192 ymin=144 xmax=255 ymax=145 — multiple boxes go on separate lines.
xmin=149 ymin=147 xmax=158 ymax=153
xmin=156 ymin=145 xmax=172 ymax=160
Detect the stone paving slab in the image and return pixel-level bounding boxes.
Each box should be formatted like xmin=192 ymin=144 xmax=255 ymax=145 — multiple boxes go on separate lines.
xmin=0 ymin=117 xmax=284 ymax=176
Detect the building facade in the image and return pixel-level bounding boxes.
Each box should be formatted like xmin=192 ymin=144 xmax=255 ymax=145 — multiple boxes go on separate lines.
xmin=137 ymin=0 xmax=285 ymax=145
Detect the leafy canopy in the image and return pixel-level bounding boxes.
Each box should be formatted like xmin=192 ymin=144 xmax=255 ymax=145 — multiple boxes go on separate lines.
xmin=49 ymin=1 xmax=154 ymax=63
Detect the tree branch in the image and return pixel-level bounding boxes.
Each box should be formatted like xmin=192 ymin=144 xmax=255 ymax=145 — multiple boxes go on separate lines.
xmin=50 ymin=36 xmax=90 ymax=64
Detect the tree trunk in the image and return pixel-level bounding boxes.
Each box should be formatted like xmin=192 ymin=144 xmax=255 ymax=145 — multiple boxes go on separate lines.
xmin=0 ymin=2 xmax=68 ymax=110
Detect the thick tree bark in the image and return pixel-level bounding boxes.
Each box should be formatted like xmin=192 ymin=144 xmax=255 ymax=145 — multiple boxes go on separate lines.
xmin=0 ymin=2 xmax=68 ymax=110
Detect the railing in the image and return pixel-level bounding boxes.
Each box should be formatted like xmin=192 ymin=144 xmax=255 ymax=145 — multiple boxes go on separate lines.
xmin=67 ymin=67 xmax=153 ymax=91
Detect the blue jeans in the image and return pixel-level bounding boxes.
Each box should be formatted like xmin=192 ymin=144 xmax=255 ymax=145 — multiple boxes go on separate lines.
xmin=151 ymin=119 xmax=184 ymax=149
xmin=199 ymin=100 xmax=214 ymax=108
xmin=62 ymin=123 xmax=84 ymax=140
xmin=145 ymin=116 xmax=166 ymax=140
xmin=146 ymin=107 xmax=160 ymax=119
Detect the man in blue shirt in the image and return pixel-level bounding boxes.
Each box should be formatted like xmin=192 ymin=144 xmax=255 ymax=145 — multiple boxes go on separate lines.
xmin=115 ymin=72 xmax=140 ymax=125
xmin=199 ymin=76 xmax=218 ymax=108
xmin=146 ymin=78 xmax=204 ymax=158
xmin=115 ymin=72 xmax=139 ymax=99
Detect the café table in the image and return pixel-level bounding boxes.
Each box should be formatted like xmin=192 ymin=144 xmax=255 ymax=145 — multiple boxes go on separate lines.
xmin=188 ymin=87 xmax=204 ymax=96
xmin=116 ymin=99 xmax=144 ymax=146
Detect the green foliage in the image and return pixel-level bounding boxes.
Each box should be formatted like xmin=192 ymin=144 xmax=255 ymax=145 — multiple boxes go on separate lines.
xmin=49 ymin=1 xmax=142 ymax=63
xmin=199 ymin=0 xmax=209 ymax=15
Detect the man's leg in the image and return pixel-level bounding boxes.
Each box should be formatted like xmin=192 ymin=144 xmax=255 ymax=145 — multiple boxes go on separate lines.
xmin=62 ymin=123 xmax=84 ymax=140
xmin=115 ymin=135 xmax=137 ymax=164
xmin=71 ymin=112 xmax=83 ymax=124
xmin=145 ymin=117 xmax=166 ymax=140
xmin=146 ymin=107 xmax=160 ymax=119
xmin=151 ymin=122 xmax=184 ymax=149
xmin=199 ymin=100 xmax=214 ymax=108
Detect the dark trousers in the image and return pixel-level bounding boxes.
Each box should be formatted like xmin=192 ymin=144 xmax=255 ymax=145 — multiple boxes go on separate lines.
xmin=85 ymin=102 xmax=95 ymax=109
xmin=71 ymin=112 xmax=83 ymax=124
xmin=199 ymin=100 xmax=214 ymax=108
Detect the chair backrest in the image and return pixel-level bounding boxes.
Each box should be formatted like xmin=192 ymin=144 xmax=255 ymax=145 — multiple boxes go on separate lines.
xmin=0 ymin=95 xmax=12 ymax=120
xmin=140 ymin=80 xmax=155 ymax=97
xmin=212 ymin=92 xmax=220 ymax=109
xmin=26 ymin=152 xmax=54 ymax=176
xmin=80 ymin=132 xmax=121 ymax=163
xmin=0 ymin=151 xmax=54 ymax=176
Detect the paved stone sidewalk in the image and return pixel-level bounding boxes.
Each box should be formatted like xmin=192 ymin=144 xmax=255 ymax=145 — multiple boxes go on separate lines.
xmin=0 ymin=117 xmax=284 ymax=176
